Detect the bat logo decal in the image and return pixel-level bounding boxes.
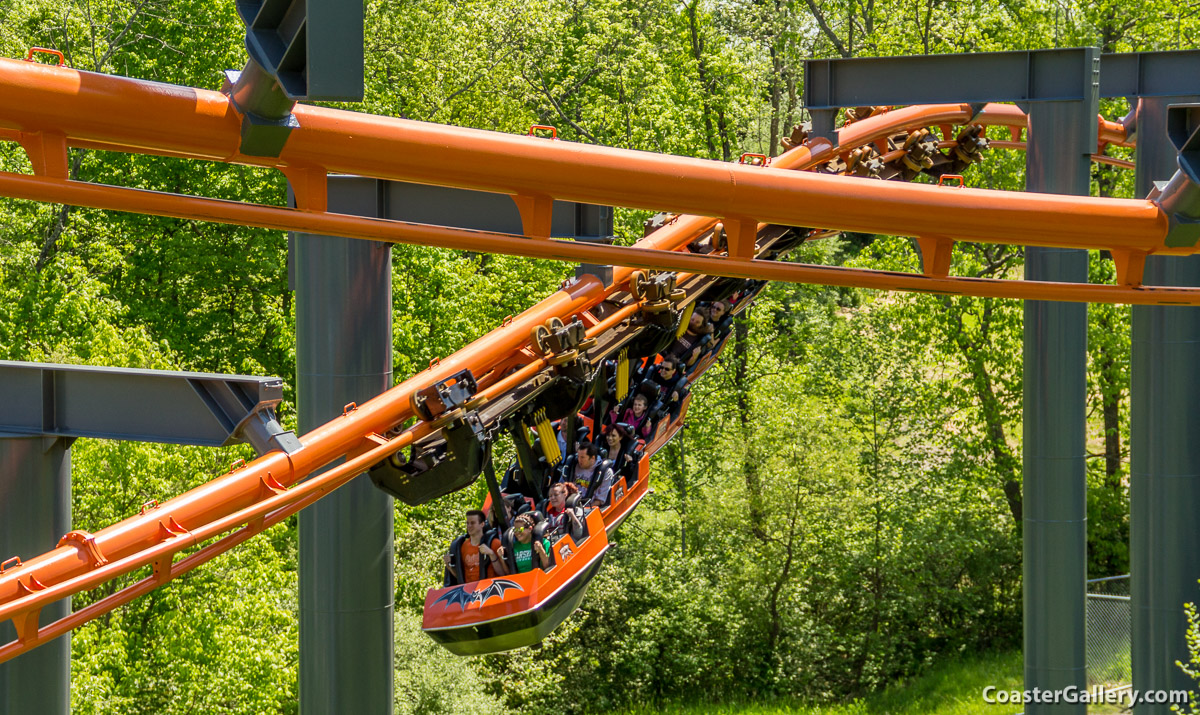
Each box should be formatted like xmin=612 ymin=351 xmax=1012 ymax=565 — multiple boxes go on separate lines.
xmin=434 ymin=579 xmax=524 ymax=611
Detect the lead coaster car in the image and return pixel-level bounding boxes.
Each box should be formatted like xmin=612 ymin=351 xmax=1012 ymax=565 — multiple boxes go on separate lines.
xmin=422 ymin=508 xmax=609 ymax=656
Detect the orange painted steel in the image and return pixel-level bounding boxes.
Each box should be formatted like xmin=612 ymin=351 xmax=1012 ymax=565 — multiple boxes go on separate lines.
xmin=0 ymin=159 xmax=1165 ymax=255
xmin=2 ymin=171 xmax=1194 ymax=305
xmin=0 ymin=59 xmax=1170 ymax=255
xmin=421 ymin=509 xmax=609 ymax=634
xmin=987 ymin=140 xmax=1136 ymax=169
xmin=0 ymin=428 xmax=408 ymax=662
xmin=423 ymin=288 xmax=728 ymax=651
xmin=0 ymin=275 xmax=608 ymax=659
xmin=0 ymin=55 xmax=1183 ymax=662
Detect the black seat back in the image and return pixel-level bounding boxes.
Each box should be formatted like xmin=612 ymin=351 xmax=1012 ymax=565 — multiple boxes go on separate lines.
xmin=611 ymin=443 xmax=637 ymax=483
xmin=557 ymin=453 xmax=577 ymax=484
xmin=532 ymin=522 xmax=557 ymax=569
xmin=636 ymin=379 xmax=669 ymax=420
xmin=369 ymin=416 xmax=488 ymax=505
xmin=582 ymin=459 xmax=615 ymax=504
xmin=500 ymin=528 xmax=517 ymax=574
xmin=501 ymin=461 xmax=541 ymax=502
xmin=566 ymin=495 xmax=588 ymax=542
xmin=444 ymin=534 xmax=467 ymax=587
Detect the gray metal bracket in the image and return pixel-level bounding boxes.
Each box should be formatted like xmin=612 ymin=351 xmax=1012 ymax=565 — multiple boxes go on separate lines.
xmin=235 ymin=0 xmax=364 ymax=102
xmin=228 ymin=0 xmax=367 ymax=156
xmin=802 ymin=48 xmax=1100 ymax=147
xmin=222 ymin=62 xmax=299 ymax=159
xmin=801 ymin=49 xmax=1200 ymax=143
xmin=0 ymin=361 xmax=300 ymax=456
xmin=1148 ymin=104 xmax=1200 ymax=247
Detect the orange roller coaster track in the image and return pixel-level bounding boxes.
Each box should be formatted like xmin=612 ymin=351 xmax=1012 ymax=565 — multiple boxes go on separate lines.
xmin=0 ymin=54 xmax=1187 ymax=664
xmin=0 ymin=58 xmax=1189 ymax=303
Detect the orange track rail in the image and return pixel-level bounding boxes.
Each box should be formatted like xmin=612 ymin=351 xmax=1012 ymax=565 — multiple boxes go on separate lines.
xmin=0 ymin=60 xmax=1186 ymax=303
xmin=0 ymin=57 xmax=1181 ymax=663
xmin=0 ymin=60 xmax=1183 ymax=273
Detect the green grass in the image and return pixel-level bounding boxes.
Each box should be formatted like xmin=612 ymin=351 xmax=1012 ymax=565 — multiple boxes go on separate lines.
xmin=608 ymin=649 xmax=1110 ymax=715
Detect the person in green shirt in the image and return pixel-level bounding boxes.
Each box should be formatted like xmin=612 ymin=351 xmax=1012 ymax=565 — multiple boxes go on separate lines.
xmin=499 ymin=514 xmax=551 ymax=574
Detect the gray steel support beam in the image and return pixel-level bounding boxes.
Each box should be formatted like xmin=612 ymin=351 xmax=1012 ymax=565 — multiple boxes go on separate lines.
xmin=0 ymin=362 xmax=298 ymax=453
xmin=287 ymin=177 xmax=613 ymax=710
xmin=809 ymin=108 xmax=838 ymax=143
xmin=801 ymin=49 xmax=1200 ymax=147
xmin=799 ymin=49 xmax=1111 ymax=709
xmin=1099 ymin=51 xmax=1200 ymax=99
xmin=803 ymin=49 xmax=1200 ymax=112
xmin=1023 ymin=79 xmax=1096 ymax=711
xmin=804 ymin=48 xmax=1100 ymax=112
xmin=1131 ymin=97 xmax=1200 ymax=713
xmin=295 ymin=176 xmax=394 ymax=715
xmin=0 ymin=436 xmax=70 ymax=715
xmin=0 ymin=361 xmax=295 ymax=713
xmin=370 ymin=181 xmax=608 ymax=239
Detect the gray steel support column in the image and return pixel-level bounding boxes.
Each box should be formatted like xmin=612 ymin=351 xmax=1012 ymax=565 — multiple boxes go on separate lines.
xmin=296 ymin=177 xmax=394 ymax=714
xmin=809 ymin=108 xmax=838 ymax=142
xmin=1131 ymin=96 xmax=1200 ymax=712
xmin=0 ymin=436 xmax=70 ymax=715
xmin=1023 ymin=97 xmax=1094 ymax=713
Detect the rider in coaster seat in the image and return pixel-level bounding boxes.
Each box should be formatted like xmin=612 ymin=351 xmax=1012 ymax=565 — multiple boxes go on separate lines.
xmin=609 ymin=391 xmax=656 ymax=441
xmin=487 ymin=497 xmax=517 ymax=540
xmin=644 ymin=356 xmax=688 ymax=420
xmin=706 ymin=299 xmax=733 ymax=335
xmin=542 ymin=482 xmax=587 ymax=543
xmin=601 ymin=421 xmax=641 ymax=486
xmin=700 ymin=300 xmax=733 ymax=358
xmin=554 ymin=418 xmax=591 ymax=459
xmin=668 ymin=309 xmax=710 ymax=371
xmin=443 ymin=509 xmax=506 ymax=587
xmin=556 ymin=440 xmax=616 ymax=508
xmin=498 ymin=513 xmax=553 ymax=574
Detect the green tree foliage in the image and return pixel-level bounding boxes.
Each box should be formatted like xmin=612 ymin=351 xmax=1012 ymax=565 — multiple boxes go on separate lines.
xmin=1178 ymin=597 xmax=1200 ymax=714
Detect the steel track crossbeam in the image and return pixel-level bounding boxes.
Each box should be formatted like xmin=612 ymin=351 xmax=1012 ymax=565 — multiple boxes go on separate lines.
xmin=0 ymin=361 xmax=299 ymax=455
xmin=0 ymin=171 xmax=1195 ymax=305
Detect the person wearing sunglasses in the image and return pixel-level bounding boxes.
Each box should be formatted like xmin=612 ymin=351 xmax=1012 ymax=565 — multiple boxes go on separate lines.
xmin=498 ymin=514 xmax=551 ymax=574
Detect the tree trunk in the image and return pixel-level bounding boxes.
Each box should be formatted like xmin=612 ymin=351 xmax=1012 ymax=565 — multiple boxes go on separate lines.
xmin=733 ymin=319 xmax=765 ymax=528
xmin=687 ymin=3 xmax=719 ymax=159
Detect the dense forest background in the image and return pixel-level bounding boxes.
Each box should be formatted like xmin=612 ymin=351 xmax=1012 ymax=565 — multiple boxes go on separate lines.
xmin=1 ymin=0 xmax=1196 ymax=712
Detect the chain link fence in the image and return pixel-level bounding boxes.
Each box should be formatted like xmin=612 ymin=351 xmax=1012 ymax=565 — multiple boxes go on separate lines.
xmin=1087 ymin=574 xmax=1131 ymax=689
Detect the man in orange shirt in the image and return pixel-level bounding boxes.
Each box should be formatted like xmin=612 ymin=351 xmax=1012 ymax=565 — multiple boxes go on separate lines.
xmin=443 ymin=509 xmax=506 ymax=585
